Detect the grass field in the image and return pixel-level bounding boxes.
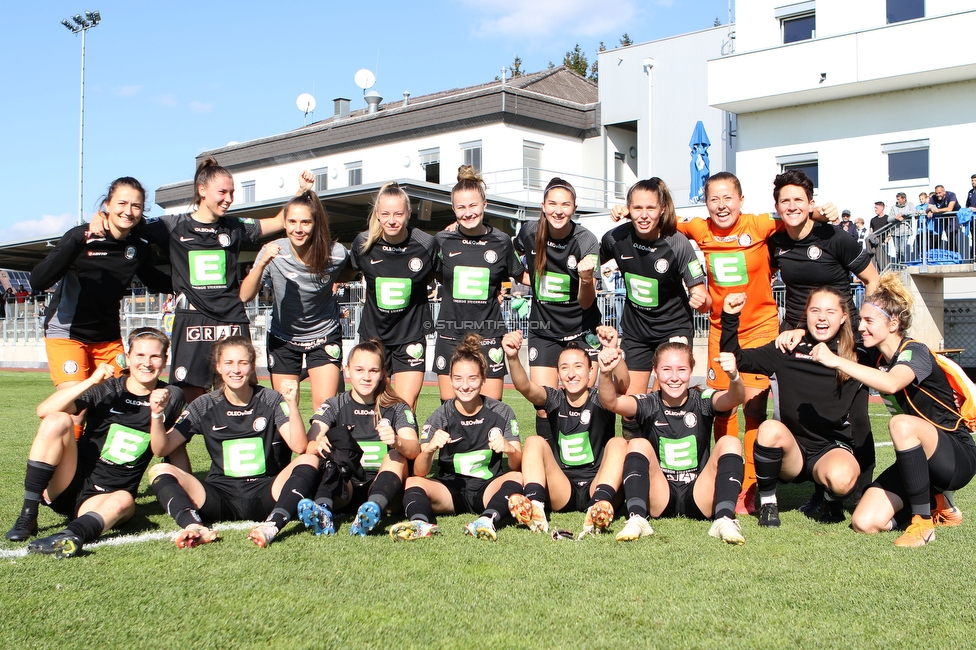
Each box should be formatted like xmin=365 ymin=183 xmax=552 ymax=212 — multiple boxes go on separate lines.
xmin=2 ymin=370 xmax=976 ymax=649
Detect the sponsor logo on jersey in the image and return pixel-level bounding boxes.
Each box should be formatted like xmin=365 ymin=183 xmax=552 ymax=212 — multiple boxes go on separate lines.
xmin=633 ymin=243 xmax=657 ymax=253
xmin=252 ymin=416 xmax=268 ymax=432
xmin=63 ymin=360 xmax=79 ymax=375
xmin=375 ymin=277 xmax=410 ymax=310
xmin=87 ymin=251 xmax=108 ymax=257
xmin=460 ymin=417 xmax=485 ymax=426
xmin=897 ymin=350 xmax=912 ymax=363
xmin=280 ymin=402 xmax=290 ymax=417
xmin=353 ymin=408 xmax=376 ymax=416
xmin=381 ymin=244 xmax=407 ymax=253
xmin=624 ymin=272 xmax=659 ymax=308
xmin=222 ymin=437 xmax=266 ymax=477
xmin=714 ymin=235 xmax=738 ymax=243
xmin=405 ymin=409 xmax=416 ymax=425
xmin=226 ymin=408 xmax=255 ymax=417
xmin=408 ymin=257 xmax=424 ymax=272
xmin=511 ymin=420 xmax=520 ymax=436
xmin=807 ymin=245 xmax=822 ymax=260
xmin=654 ymin=258 xmax=670 ymax=274
xmin=452 ymin=265 xmax=490 ymax=301
xmin=658 ymin=434 xmax=698 ymax=471
xmin=124 ymin=398 xmax=150 ymax=407
xmin=124 ymin=246 xmax=136 ymax=260
xmin=688 ymin=259 xmax=704 ymax=278
xmin=484 ymin=250 xmax=498 ymax=263
xmin=186 ymin=325 xmax=242 ymax=341
xmin=188 ymin=250 xmax=228 ymax=287
xmin=357 ymin=440 xmax=387 ymax=469
xmin=558 ymin=431 xmax=594 ymax=466
xmin=194 ymin=227 xmax=217 ymax=234
xmin=535 ymin=271 xmax=571 ymax=303
xmin=453 ymin=449 xmax=493 ymax=479
xmin=406 ymin=343 xmax=424 ymax=359
xmin=101 ymin=424 xmax=151 ymax=465
xmin=709 ymin=252 xmax=748 ymax=287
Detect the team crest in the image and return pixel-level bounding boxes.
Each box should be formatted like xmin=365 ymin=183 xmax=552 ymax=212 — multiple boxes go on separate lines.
xmin=567 ymin=255 xmax=578 ymax=270
xmin=268 ymin=355 xmax=275 ymax=368
xmin=484 ymin=250 xmax=498 ymax=264
xmin=655 ymin=258 xmax=670 ymax=274
xmin=807 ymin=246 xmax=822 ymax=260
xmin=529 ymin=347 xmax=538 ymax=362
xmin=436 ymin=356 xmax=446 ymax=370
xmin=218 ymin=233 xmax=231 ymax=247
xmin=175 ymin=366 xmax=187 ymax=381
xmin=115 ymin=353 xmax=127 ymax=369
xmin=738 ymin=234 xmax=752 ymax=246
xmin=683 ymin=413 xmax=698 ymax=428
xmin=408 ymin=257 xmax=423 ymax=272
xmin=580 ymin=409 xmax=591 ymax=425
xmin=124 ymin=246 xmax=136 ymax=260
xmin=62 ymin=360 xmax=79 ymax=375
xmin=707 ymin=368 xmax=716 ymax=381
xmin=253 ymin=417 xmax=268 ymax=432
xmin=488 ymin=427 xmax=502 ymax=440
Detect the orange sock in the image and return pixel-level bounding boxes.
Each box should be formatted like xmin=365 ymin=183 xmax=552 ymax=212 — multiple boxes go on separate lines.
xmin=712 ymin=409 xmax=740 ymax=443
xmin=73 ymin=423 xmax=84 ymax=440
xmin=742 ymin=416 xmax=761 ymax=490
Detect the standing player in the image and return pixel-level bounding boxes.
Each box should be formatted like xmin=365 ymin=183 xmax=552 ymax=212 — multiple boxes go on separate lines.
xmin=348 ymin=182 xmax=439 ymax=411
xmin=30 ymin=177 xmax=171 ymax=436
xmin=503 ymin=327 xmax=628 ymax=537
xmin=433 ymin=166 xmax=524 ymax=401
xmin=147 ymin=336 xmax=319 ymax=548
xmin=4 ymin=329 xmax=182 ymax=557
xmin=514 ymin=177 xmax=601 ymax=441
xmin=810 ymin=273 xmax=976 ymax=547
xmin=240 ymin=190 xmax=349 ymax=409
xmin=597 ymin=341 xmax=746 ymax=544
xmin=389 ymin=335 xmax=523 ymax=541
xmin=296 ymin=339 xmax=419 ymax=536
xmin=601 ymin=177 xmax=708 ymax=440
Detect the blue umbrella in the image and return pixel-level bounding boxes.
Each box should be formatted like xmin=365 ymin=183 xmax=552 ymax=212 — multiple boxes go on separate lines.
xmin=689 ymin=120 xmax=711 ymax=204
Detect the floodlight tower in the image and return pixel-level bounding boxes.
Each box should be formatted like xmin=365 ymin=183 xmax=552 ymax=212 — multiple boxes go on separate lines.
xmin=61 ymin=10 xmax=101 ymax=226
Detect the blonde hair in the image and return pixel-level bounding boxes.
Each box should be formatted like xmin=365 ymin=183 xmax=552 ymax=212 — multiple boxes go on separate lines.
xmin=360 ymin=182 xmax=412 ymax=253
xmin=864 ymin=271 xmax=914 ymax=333
xmin=452 ymin=165 xmax=487 ymax=203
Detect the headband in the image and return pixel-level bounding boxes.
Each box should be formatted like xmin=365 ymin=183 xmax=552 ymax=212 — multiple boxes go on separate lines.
xmin=865 ymin=302 xmax=892 ymax=320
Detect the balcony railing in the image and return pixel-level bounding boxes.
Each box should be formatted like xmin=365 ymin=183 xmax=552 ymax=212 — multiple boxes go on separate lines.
xmin=869 ymin=212 xmax=973 ymax=273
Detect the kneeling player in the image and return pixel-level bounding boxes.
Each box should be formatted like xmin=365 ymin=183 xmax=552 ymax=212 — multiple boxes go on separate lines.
xmin=5 ymin=328 xmax=182 ymax=557
xmin=598 ymin=341 xmax=747 ymax=544
xmin=503 ymin=327 xmax=627 ymax=538
xmin=390 ymin=335 xmax=523 ymax=541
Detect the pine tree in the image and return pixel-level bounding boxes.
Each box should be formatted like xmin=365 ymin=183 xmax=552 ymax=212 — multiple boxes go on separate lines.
xmin=563 ymin=44 xmax=588 ymax=77
xmin=588 ymin=42 xmax=606 ymax=82
xmin=619 ymin=33 xmax=633 ymax=47
xmin=510 ymin=55 xmax=523 ymax=77
xmin=713 ymin=16 xmax=722 ymax=27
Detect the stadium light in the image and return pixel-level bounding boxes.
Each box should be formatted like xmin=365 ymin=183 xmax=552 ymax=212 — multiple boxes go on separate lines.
xmin=61 ymin=10 xmax=101 ymax=225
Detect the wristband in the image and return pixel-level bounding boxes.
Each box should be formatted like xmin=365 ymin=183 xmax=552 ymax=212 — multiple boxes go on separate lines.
xmin=151 ymin=412 xmax=165 ymax=420
xmin=729 ymin=373 xmax=741 ymax=382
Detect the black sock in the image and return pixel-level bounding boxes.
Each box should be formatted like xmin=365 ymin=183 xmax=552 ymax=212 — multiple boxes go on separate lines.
xmin=535 ymin=415 xmax=551 ymax=439
xmin=754 ymin=442 xmax=783 ymax=501
xmin=713 ymin=453 xmax=744 ymax=520
xmin=896 ymin=444 xmax=931 ymax=518
xmin=483 ymin=481 xmax=522 ymax=524
xmin=587 ymin=484 xmax=616 ymax=509
xmin=268 ymin=464 xmax=319 ymax=528
xmin=22 ymin=460 xmax=56 ymax=519
xmin=65 ymin=512 xmax=105 ymax=544
xmin=941 ymin=490 xmax=957 ymax=508
xmin=621 ymin=417 xmax=640 ymax=441
xmin=151 ymin=474 xmax=201 ymax=528
xmin=403 ymin=486 xmax=433 ymax=523
xmin=622 ymin=452 xmax=650 ymax=519
xmin=523 ymin=482 xmax=548 ymax=507
xmin=367 ymin=471 xmax=402 ymax=512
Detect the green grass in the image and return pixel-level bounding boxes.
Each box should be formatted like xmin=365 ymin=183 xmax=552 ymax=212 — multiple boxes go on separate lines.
xmin=2 ymin=370 xmax=976 ymax=648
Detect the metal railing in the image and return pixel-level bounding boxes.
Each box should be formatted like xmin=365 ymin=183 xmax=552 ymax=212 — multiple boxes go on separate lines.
xmin=870 ymin=212 xmax=973 ymax=273
xmin=479 ymin=167 xmax=626 ymax=211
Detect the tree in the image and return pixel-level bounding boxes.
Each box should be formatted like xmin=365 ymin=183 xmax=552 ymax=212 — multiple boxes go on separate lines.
xmin=619 ymin=33 xmax=633 ymax=47
xmin=563 ymin=44 xmax=588 ymax=77
xmin=713 ymin=16 xmax=722 ymax=27
xmin=510 ymin=55 xmax=523 ymax=78
xmin=588 ymin=42 xmax=606 ymax=82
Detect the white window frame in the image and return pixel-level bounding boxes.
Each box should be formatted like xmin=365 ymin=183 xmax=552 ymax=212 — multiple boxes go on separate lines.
xmin=613 ymin=152 xmax=626 ymax=199
xmin=461 ymin=140 xmax=482 ymax=174
xmin=419 ymin=148 xmax=440 ymax=184
xmin=776 ymin=2 xmax=816 ymax=43
xmin=312 ymin=167 xmax=328 ymax=192
xmin=241 ymin=181 xmax=255 ymax=204
xmin=345 ymin=162 xmax=362 ymax=187
xmin=882 ymin=139 xmax=929 ymax=186
xmin=776 ymin=152 xmax=819 ymax=194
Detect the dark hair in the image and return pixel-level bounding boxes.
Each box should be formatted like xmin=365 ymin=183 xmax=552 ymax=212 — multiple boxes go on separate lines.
xmin=451 ymin=333 xmax=487 ymax=379
xmin=452 ymin=165 xmax=487 ymax=203
xmin=211 ymin=335 xmax=258 ymax=390
xmin=126 ymin=327 xmax=170 ymax=357
xmin=703 ymin=171 xmax=742 ymax=199
xmin=535 ymin=177 xmax=577 ymax=281
xmin=347 ymin=338 xmax=408 ymax=427
xmin=626 ymin=177 xmax=677 ymax=238
xmin=284 ymin=190 xmax=333 ymax=277
xmin=193 ymin=157 xmax=233 ymax=209
xmin=98 ymin=177 xmax=147 ymax=213
xmin=558 ymin=342 xmax=591 ymax=367
xmin=652 ymin=341 xmax=695 ymax=371
xmin=805 ymin=286 xmax=856 ymax=385
xmin=875 ymin=201 xmax=885 ymax=209
xmin=772 ymin=169 xmax=814 ymax=202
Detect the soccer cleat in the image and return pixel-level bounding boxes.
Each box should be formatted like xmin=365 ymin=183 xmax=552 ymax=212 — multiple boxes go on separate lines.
xmin=757 ymin=502 xmax=781 ymax=528
xmin=464 ymin=516 xmax=497 ymax=541
xmin=804 ymin=498 xmax=845 ymax=524
xmin=248 ymin=522 xmax=279 ymax=548
xmin=297 ymin=498 xmax=335 ymax=536
xmin=507 ymin=494 xmax=548 ymax=533
xmin=708 ymin=516 xmax=745 ymax=545
xmin=614 ymin=514 xmax=654 ymax=542
xmin=894 ymin=514 xmax=936 ymax=548
xmin=578 ymin=500 xmax=615 ymax=539
xmin=798 ymin=486 xmax=825 ymax=516
xmin=27 ymin=532 xmax=83 ymax=558
xmin=389 ymin=520 xmax=441 ymax=541
xmin=349 ymin=501 xmax=382 ymax=537
xmin=4 ymin=513 xmax=38 ymax=542
xmin=932 ymin=493 xmax=963 ymax=527
xmin=173 ymin=523 xmax=219 ymax=549
xmin=735 ymin=484 xmax=757 ymax=516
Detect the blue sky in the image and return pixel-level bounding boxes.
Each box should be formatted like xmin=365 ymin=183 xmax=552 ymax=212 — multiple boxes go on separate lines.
xmin=0 ymin=0 xmax=733 ymax=244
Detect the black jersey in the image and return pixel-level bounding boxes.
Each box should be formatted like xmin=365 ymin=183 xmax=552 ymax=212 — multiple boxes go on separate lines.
xmin=540 ymin=386 xmax=616 ymax=480
xmin=768 ymin=223 xmax=871 ymax=328
xmin=599 ymin=223 xmax=705 ymax=340
xmin=311 ymin=391 xmax=417 ymax=476
xmin=514 ymin=220 xmax=601 ymax=341
xmin=172 ymin=385 xmax=292 ymax=484
xmin=420 ymin=397 xmax=519 ymax=481
xmin=73 ymin=377 xmax=183 ymax=496
xmin=348 ymin=227 xmax=440 ymax=346
xmin=721 ymin=311 xmax=864 ymax=449
xmin=30 ymin=225 xmax=171 ymax=343
xmin=631 ymin=388 xmax=716 ymax=484
xmin=146 ymin=213 xmax=261 ymax=323
xmin=869 ymin=340 xmax=976 ymax=443
xmin=435 ymin=225 xmax=524 ymax=338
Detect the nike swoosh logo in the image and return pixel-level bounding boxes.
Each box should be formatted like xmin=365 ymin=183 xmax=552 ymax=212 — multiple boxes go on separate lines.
xmin=212 ymin=425 xmax=227 ymax=431
xmin=557 ymin=414 xmax=568 ymax=418
xmin=654 ymin=420 xmax=668 ymax=427
xmin=729 ymin=477 xmax=742 ymax=485
xmin=180 ymin=236 xmax=194 ymax=242
xmin=109 ymin=408 xmax=124 ymax=414
xmin=620 ymin=255 xmax=634 ymax=260
xmin=370 ymin=259 xmax=383 ymax=264
xmin=448 ymin=251 xmax=463 ymax=257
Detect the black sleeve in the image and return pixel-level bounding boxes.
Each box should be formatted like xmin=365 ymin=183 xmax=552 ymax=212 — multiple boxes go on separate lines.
xmin=719 ymin=311 xmax=778 ymax=376
xmin=30 ymin=228 xmax=84 ymax=290
xmin=135 ymin=246 xmax=172 ymax=294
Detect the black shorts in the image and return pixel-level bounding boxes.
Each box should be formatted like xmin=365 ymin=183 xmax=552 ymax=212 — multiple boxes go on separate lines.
xmin=267 ymin=331 xmax=342 ymax=376
xmin=170 ymin=313 xmax=250 ymax=389
xmin=384 ymin=340 xmax=427 ymax=375
xmin=556 ymin=477 xmax=594 ymax=513
xmin=437 ymin=474 xmax=491 ymax=515
xmin=527 ymin=332 xmax=602 ymax=369
xmin=197 ymin=476 xmax=277 ymax=523
xmin=659 ymin=479 xmax=707 ymax=520
xmin=46 ymin=455 xmax=115 ymax=519
xmin=433 ymin=334 xmax=507 ymax=379
xmin=791 ymin=439 xmax=855 ymax=485
xmin=621 ymin=330 xmax=694 ymax=372
xmin=337 ymin=474 xmax=376 ymax=514
xmin=872 ymin=429 xmax=976 ymax=500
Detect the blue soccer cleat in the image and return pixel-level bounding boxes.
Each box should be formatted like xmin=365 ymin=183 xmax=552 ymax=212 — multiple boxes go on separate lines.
xmin=349 ymin=500 xmax=381 ymax=537
xmin=297 ymin=498 xmax=335 ymax=536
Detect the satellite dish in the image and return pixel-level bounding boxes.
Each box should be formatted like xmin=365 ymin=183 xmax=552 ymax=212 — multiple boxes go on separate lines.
xmin=354 ymin=68 xmax=376 ymax=90
xmin=296 ymin=93 xmax=316 ymax=113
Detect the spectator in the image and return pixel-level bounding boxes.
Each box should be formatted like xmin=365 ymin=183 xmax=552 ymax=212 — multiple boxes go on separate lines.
xmin=838 ymin=210 xmax=858 ymax=238
xmin=15 ymin=284 xmax=30 ymax=318
xmin=968 ymin=174 xmax=976 ymax=211
xmin=867 ymin=202 xmax=888 ymax=255
xmin=927 ymin=184 xmax=960 ymax=254
xmin=888 ymin=192 xmax=914 ymax=259
xmin=854 ymin=217 xmax=868 ymax=249
xmin=161 ymin=293 xmax=175 ymax=314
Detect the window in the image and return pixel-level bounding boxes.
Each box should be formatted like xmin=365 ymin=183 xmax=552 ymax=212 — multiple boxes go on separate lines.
xmin=614 ymin=152 xmax=626 ymax=199
xmin=776 ymin=152 xmax=819 ymax=190
xmin=241 ymin=181 xmax=255 ymax=204
xmin=461 ymin=140 xmax=482 ymax=174
xmin=313 ymin=167 xmax=328 ymax=192
xmin=420 ymin=148 xmax=440 ymax=184
xmin=346 ymin=162 xmax=362 ymax=187
xmin=523 ymin=141 xmax=543 ymax=190
xmin=775 ymin=2 xmax=815 ymax=43
xmin=887 ymin=0 xmax=924 ymax=24
xmin=883 ymin=140 xmax=929 ymax=182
